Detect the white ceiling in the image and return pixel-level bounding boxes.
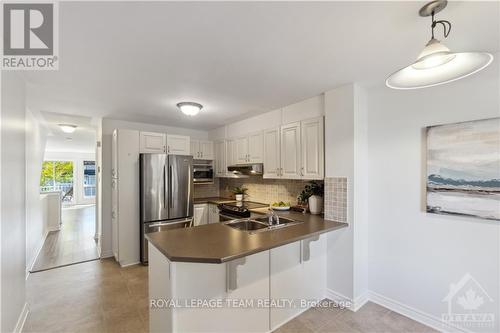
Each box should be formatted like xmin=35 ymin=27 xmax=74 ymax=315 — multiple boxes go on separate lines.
xmin=22 ymin=1 xmax=500 ymax=130
xmin=41 ymin=111 xmax=96 ymax=153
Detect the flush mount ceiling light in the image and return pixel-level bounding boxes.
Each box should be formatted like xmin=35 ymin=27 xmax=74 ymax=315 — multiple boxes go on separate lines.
xmin=58 ymin=124 xmax=77 ymax=133
xmin=386 ymin=0 xmax=493 ymax=90
xmin=176 ymin=102 xmax=203 ymax=116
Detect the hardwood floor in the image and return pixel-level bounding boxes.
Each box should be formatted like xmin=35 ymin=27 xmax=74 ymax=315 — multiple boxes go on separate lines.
xmin=25 ymin=258 xmax=435 ymax=333
xmin=31 ymin=205 xmax=99 ymax=272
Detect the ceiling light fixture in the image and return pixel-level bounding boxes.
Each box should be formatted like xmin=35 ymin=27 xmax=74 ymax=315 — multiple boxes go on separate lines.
xmin=176 ymin=102 xmax=203 ymax=116
xmin=386 ymin=0 xmax=493 ymax=90
xmin=59 ymin=124 xmax=77 ymax=133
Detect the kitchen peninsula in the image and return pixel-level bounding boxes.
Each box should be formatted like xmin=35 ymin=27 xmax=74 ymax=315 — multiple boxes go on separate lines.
xmin=146 ymin=209 xmax=347 ymax=333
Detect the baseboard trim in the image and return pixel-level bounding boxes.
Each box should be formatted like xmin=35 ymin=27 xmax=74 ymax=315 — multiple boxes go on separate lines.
xmin=26 ymin=230 xmax=50 ymax=279
xmin=352 ymin=292 xmax=369 ymax=312
xmin=325 ymin=289 xmax=470 ymax=332
xmin=368 ymin=291 xmax=470 ymax=333
xmin=14 ymin=303 xmax=29 ymax=333
xmin=120 ymin=261 xmax=141 ymax=268
xmin=325 ymin=289 xmax=354 ymax=310
xmin=100 ymin=250 xmax=114 ymax=259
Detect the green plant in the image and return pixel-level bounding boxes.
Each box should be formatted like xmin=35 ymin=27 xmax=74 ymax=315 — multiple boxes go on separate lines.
xmin=231 ymin=186 xmax=248 ymax=195
xmin=297 ymin=181 xmax=324 ymax=203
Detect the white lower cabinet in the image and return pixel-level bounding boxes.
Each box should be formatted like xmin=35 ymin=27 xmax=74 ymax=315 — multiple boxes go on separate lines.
xmin=208 ymin=203 xmax=219 ymax=223
xmin=193 ymin=204 xmax=208 ymax=226
xmin=149 ymin=234 xmax=328 ymax=333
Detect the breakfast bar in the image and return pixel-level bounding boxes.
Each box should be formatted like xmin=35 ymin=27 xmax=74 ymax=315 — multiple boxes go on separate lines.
xmin=146 ymin=211 xmax=347 ymax=333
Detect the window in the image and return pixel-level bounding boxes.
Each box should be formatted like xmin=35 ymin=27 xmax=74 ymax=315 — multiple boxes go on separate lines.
xmin=40 ymin=161 xmax=74 ymax=202
xmin=83 ymin=161 xmax=96 ymax=198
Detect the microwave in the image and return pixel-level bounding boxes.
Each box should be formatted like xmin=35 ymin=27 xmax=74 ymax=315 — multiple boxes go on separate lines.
xmin=193 ymin=160 xmax=214 ymax=184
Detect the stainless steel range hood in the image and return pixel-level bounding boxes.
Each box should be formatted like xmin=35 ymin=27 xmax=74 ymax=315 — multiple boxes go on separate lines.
xmin=227 ymin=164 xmax=263 ymax=177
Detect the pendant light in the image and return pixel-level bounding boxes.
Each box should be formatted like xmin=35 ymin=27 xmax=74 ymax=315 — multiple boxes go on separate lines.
xmin=386 ymin=0 xmax=493 ymax=90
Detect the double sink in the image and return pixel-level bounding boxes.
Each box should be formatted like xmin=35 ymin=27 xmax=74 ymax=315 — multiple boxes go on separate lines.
xmin=224 ymin=216 xmax=302 ymax=233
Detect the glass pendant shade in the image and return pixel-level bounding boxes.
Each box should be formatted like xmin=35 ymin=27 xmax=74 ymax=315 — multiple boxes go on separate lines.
xmin=386 ymin=39 xmax=493 ymax=89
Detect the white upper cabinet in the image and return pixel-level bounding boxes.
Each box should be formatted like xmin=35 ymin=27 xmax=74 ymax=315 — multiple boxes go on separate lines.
xmin=214 ymin=140 xmax=226 ymax=177
xmin=263 ymin=128 xmax=281 ymax=179
xmin=235 ymin=136 xmax=249 ymax=164
xmin=190 ymin=140 xmax=199 ymax=158
xmin=191 ymin=140 xmax=214 ymax=160
xmin=280 ymin=122 xmax=302 ymax=179
xmin=226 ymin=139 xmax=236 ymax=167
xmin=301 ymin=117 xmax=324 ymax=179
xmin=262 ymin=117 xmax=324 ymax=180
xmin=166 ymin=134 xmax=190 ymax=155
xmin=235 ymin=131 xmax=263 ymax=164
xmin=248 ymin=131 xmax=264 ymax=163
xmin=140 ymin=131 xmax=166 ymax=153
xmin=199 ymin=141 xmax=214 ymax=160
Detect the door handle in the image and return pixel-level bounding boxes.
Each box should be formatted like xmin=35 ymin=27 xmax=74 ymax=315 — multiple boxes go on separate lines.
xmin=163 ymin=165 xmax=167 ymax=208
xmin=168 ymin=165 xmax=173 ymax=208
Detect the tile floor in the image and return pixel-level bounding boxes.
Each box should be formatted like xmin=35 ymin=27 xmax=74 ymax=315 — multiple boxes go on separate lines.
xmin=25 ymin=258 xmax=434 ymax=333
xmin=31 ymin=205 xmax=99 ymax=272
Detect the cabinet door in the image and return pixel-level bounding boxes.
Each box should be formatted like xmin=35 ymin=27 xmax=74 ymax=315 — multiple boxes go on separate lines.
xmin=301 ymin=117 xmax=324 ymax=179
xmin=226 ymin=139 xmax=236 ymax=167
xmin=270 ymin=241 xmax=303 ymax=330
xmin=117 ymin=129 xmax=140 ymax=266
xmin=263 ymin=128 xmax=281 ymax=179
xmin=190 ymin=140 xmax=200 ymax=158
xmin=111 ymin=178 xmax=119 ymax=260
xmin=301 ymin=234 xmax=327 ymax=303
xmin=235 ymin=136 xmax=249 ymax=164
xmin=248 ymin=131 xmax=263 ymax=163
xmin=280 ymin=122 xmax=301 ymax=179
xmin=199 ymin=140 xmax=214 ymax=160
xmin=166 ymin=134 xmax=190 ymax=155
xmin=214 ymin=140 xmax=226 ymax=177
xmin=140 ymin=131 xmax=166 ymax=153
xmin=208 ymin=204 xmax=219 ymax=223
xmin=193 ymin=204 xmax=208 ymax=226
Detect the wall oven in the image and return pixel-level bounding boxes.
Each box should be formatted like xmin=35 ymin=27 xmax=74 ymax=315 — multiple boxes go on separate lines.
xmin=193 ymin=160 xmax=214 ymax=184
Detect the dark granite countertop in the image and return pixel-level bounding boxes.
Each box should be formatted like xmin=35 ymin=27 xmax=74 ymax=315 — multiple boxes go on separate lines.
xmin=146 ymin=211 xmax=348 ymax=264
xmin=193 ymin=197 xmax=235 ymax=205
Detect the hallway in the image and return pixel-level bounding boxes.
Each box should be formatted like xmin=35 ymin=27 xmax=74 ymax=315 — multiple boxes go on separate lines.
xmin=31 ymin=205 xmax=99 ymax=272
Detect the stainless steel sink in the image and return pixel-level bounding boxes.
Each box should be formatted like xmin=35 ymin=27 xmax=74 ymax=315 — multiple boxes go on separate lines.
xmin=225 ymin=219 xmax=269 ymax=232
xmin=252 ymin=216 xmax=298 ymax=225
xmin=224 ymin=216 xmax=303 ymax=233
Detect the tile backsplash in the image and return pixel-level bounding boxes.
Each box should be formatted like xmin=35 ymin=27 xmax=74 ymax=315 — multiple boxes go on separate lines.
xmin=219 ymin=178 xmax=315 ymax=205
xmin=324 ymin=177 xmax=347 ymax=222
xmin=194 ymin=178 xmax=220 ymax=198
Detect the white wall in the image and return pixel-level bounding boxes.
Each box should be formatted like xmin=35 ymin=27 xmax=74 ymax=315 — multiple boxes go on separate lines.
xmin=44 ymin=151 xmax=96 ymax=205
xmin=1 ymin=72 xmax=27 ymax=332
xmin=25 ymin=109 xmax=49 ymax=274
xmin=366 ymin=59 xmax=499 ymax=331
xmin=100 ymin=118 xmax=209 ymax=257
xmin=209 ymin=95 xmax=324 ymax=140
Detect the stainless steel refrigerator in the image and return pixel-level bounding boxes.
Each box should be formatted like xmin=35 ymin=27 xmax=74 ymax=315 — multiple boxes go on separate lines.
xmin=140 ymin=154 xmax=194 ymax=264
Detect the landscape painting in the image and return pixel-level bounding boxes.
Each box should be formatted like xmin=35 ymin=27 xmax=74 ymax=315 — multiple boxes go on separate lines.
xmin=426 ymin=118 xmax=500 ymax=221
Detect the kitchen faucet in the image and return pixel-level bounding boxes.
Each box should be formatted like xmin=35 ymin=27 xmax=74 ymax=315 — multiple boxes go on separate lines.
xmin=267 ymin=208 xmax=280 ymax=225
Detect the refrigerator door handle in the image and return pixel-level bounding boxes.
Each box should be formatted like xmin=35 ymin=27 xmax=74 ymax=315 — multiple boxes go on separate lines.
xmin=187 ymin=163 xmax=192 ymax=216
xmin=168 ymin=164 xmax=173 ymax=208
xmin=163 ymin=165 xmax=167 ymax=209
